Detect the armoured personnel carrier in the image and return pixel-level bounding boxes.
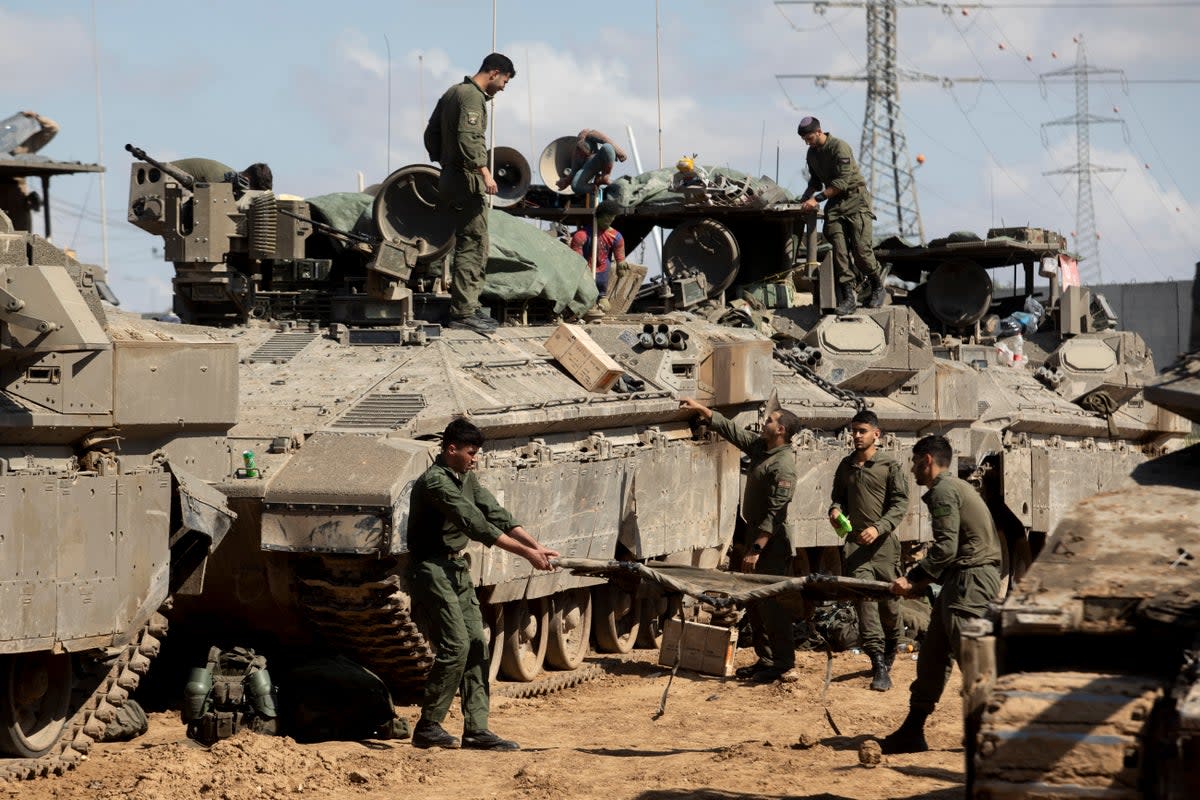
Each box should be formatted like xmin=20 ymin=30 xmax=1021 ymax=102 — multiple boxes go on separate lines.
xmin=959 ymin=267 xmax=1200 ymax=800
xmin=0 ymin=199 xmax=236 ymax=777
xmin=123 ymin=149 xmax=771 ymax=695
xmin=121 ymin=145 xmax=1186 ymax=703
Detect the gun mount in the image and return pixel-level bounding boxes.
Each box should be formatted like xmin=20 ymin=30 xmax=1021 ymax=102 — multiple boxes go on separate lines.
xmin=127 ymin=146 xmax=442 ymax=327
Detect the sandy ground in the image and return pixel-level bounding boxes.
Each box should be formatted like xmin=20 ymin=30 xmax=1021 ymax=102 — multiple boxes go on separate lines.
xmin=9 ymin=649 xmax=966 ymax=800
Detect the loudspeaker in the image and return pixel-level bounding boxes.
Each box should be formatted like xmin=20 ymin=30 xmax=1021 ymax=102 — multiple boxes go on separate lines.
xmin=539 ymin=136 xmax=579 ymax=194
xmin=488 ymin=146 xmax=531 ymax=208
xmin=372 ymin=164 xmax=455 ymax=264
xmin=925 ymin=258 xmax=993 ymax=329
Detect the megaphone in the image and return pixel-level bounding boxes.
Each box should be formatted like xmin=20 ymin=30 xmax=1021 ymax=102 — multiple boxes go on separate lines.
xmin=372 ymin=164 xmax=456 ymax=264
xmin=488 ymin=146 xmax=531 ymax=208
xmin=539 ymin=136 xmax=579 ymax=195
xmin=925 ymin=258 xmax=992 ymax=329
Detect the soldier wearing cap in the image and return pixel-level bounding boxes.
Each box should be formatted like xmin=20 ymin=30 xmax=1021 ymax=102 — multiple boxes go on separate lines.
xmin=877 ymin=435 xmax=1001 ymax=754
xmin=425 ymin=53 xmax=516 ymax=335
xmin=797 ymin=116 xmax=886 ymax=315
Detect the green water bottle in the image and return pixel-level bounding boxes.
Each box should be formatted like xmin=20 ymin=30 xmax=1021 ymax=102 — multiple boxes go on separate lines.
xmin=834 ymin=512 xmax=853 ymax=538
xmin=242 ymin=450 xmax=259 ymax=478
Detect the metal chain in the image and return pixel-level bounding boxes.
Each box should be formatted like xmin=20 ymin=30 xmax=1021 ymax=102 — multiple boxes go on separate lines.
xmin=773 ymin=348 xmax=868 ymax=412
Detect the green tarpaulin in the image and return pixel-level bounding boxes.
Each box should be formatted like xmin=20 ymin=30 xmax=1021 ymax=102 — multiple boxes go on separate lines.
xmin=305 ymin=193 xmax=596 ymax=317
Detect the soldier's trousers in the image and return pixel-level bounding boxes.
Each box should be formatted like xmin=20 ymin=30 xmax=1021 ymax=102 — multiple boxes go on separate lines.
xmin=447 ymin=194 xmax=490 ymax=319
xmin=845 ymin=535 xmax=902 ymax=656
xmin=909 ymin=564 xmax=1000 ymax=713
xmin=410 ymin=556 xmax=490 ymax=732
xmin=824 ymin=208 xmax=882 ymax=288
xmin=746 ymin=537 xmax=796 ymax=671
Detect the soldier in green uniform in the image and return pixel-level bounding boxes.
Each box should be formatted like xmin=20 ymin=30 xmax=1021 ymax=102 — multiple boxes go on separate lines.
xmin=797 ymin=116 xmax=885 ymax=315
xmin=408 ymin=418 xmax=558 ymax=751
xmin=828 ymin=409 xmax=909 ymax=692
xmin=680 ymin=398 xmax=802 ymax=683
xmin=879 ymin=435 xmax=1001 ymax=754
xmin=425 ymin=53 xmax=516 ymax=334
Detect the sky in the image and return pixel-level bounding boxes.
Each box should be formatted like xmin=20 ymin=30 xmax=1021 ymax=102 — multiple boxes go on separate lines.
xmin=2 ymin=0 xmax=1197 ymax=313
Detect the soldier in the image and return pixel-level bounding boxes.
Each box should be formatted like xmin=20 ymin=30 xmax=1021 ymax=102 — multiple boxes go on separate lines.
xmin=680 ymin=398 xmax=801 ymax=683
xmin=797 ymin=116 xmax=885 ymax=315
xmin=878 ymin=435 xmax=1001 ymax=754
xmin=408 ymin=417 xmax=559 ymax=751
xmin=425 ymin=53 xmax=516 ymax=334
xmin=828 ymin=409 xmax=909 ymax=692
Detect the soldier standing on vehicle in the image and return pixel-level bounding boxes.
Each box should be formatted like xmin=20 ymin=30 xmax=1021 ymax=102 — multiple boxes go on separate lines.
xmin=878 ymin=435 xmax=1001 ymax=754
xmin=797 ymin=116 xmax=885 ymax=315
xmin=829 ymin=409 xmax=909 ymax=692
xmin=408 ymin=417 xmax=559 ymax=751
xmin=424 ymin=53 xmax=516 ymax=335
xmin=680 ymin=398 xmax=801 ymax=683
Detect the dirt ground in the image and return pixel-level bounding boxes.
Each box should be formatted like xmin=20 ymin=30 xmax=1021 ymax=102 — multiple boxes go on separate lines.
xmin=9 ymin=649 xmax=966 ymax=800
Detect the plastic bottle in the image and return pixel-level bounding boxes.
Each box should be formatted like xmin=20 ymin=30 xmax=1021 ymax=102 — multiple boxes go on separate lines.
xmin=242 ymin=450 xmax=259 ymax=478
xmin=834 ymin=512 xmax=853 ymax=538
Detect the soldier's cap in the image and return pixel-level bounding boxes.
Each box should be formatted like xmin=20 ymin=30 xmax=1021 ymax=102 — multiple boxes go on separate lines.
xmin=797 ymin=116 xmax=821 ymax=136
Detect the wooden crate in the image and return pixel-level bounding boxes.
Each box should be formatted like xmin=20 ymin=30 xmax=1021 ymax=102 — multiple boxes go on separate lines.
xmin=658 ymin=619 xmax=737 ymax=677
xmin=545 ymin=323 xmax=623 ymax=393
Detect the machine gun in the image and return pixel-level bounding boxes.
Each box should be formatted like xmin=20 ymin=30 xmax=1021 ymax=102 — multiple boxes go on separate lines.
xmin=124 ymin=143 xmax=195 ymax=191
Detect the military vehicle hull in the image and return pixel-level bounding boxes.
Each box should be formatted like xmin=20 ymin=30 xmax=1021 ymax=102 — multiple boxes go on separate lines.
xmin=0 ymin=216 xmax=236 ymax=777
xmin=161 ymin=319 xmax=771 ymax=694
xmin=960 ymin=265 xmax=1200 ymax=799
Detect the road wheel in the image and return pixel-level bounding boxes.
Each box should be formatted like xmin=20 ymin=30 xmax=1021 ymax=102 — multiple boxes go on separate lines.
xmin=0 ymin=652 xmax=72 ymax=757
xmin=546 ymin=589 xmax=593 ymax=670
xmin=499 ymin=598 xmax=548 ymax=682
xmin=593 ymin=584 xmax=640 ymax=654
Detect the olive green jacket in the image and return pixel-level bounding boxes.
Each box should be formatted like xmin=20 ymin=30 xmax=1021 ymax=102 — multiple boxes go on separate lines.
xmin=802 ymin=134 xmax=869 ymax=221
xmin=710 ymin=411 xmax=797 ymax=541
xmin=433 ymin=77 xmax=489 ymax=197
xmin=406 ymin=456 xmax=517 ymax=561
xmin=909 ymin=473 xmax=1001 ymax=583
xmin=830 ymin=450 xmax=909 ymax=539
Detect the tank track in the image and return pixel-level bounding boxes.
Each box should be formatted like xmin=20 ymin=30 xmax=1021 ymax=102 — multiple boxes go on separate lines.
xmin=297 ymin=567 xmax=436 ymax=695
xmin=973 ymin=671 xmax=1165 ymax=800
xmin=493 ymin=662 xmax=606 ymax=699
xmin=2 ymin=612 xmax=167 ymax=781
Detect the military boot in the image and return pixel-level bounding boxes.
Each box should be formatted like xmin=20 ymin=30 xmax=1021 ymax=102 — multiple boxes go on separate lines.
xmin=879 ymin=707 xmax=930 ymax=754
xmin=869 ymin=652 xmax=892 ymax=692
xmin=883 ymin=641 xmax=898 ymax=670
xmin=867 ymin=273 xmax=886 ymax=308
xmin=835 ymin=282 xmax=858 ymax=315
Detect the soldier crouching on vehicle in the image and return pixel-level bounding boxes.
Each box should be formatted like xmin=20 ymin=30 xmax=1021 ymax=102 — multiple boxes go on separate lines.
xmin=877 ymin=435 xmax=1001 ymax=754
xmin=408 ymin=417 xmax=559 ymax=751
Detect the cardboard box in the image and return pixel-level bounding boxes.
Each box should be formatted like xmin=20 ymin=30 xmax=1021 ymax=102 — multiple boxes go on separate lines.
xmin=545 ymin=323 xmax=624 ymax=393
xmin=658 ymin=618 xmax=737 ymax=677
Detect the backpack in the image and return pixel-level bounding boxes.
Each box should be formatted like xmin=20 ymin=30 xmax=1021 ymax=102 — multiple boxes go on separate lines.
xmin=276 ymin=654 xmax=408 ymax=744
xmin=422 ymin=100 xmax=443 ymax=163
xmin=101 ymin=698 xmax=149 ymax=742
xmin=182 ymin=646 xmax=278 ymax=745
